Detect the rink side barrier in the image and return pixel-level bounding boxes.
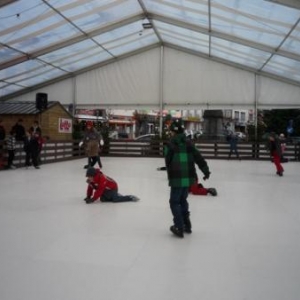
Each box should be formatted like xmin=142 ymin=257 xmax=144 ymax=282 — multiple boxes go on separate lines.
xmin=0 ymin=139 xmax=299 ymax=169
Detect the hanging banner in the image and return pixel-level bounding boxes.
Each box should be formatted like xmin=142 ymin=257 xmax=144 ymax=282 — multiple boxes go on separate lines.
xmin=58 ymin=118 xmax=72 ymax=133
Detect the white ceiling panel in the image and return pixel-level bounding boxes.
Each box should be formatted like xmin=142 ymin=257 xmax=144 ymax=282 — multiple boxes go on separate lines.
xmin=0 ymin=0 xmax=299 ymax=102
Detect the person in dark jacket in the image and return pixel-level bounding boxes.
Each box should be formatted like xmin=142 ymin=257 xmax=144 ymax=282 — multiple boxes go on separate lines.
xmin=164 ymin=119 xmax=211 ymax=238
xmin=227 ymin=131 xmax=240 ymax=159
xmin=0 ymin=119 xmax=6 ymax=141
xmin=0 ymin=119 xmax=6 ymax=167
xmin=12 ymin=118 xmax=26 ymax=141
xmin=84 ymin=167 xmax=139 ymax=204
xmin=23 ymin=130 xmax=40 ymax=169
xmin=5 ymin=128 xmax=16 ymax=169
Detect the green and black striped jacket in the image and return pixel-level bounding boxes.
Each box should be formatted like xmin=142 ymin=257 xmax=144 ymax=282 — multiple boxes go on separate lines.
xmin=164 ymin=133 xmax=209 ymax=187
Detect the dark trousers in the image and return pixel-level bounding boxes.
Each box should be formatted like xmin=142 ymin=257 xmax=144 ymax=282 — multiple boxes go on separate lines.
xmin=169 ymin=187 xmax=190 ymax=230
xmin=25 ymin=150 xmax=38 ymax=167
xmin=87 ymin=156 xmax=102 ymax=168
xmin=229 ymin=145 xmax=239 ymax=158
xmin=7 ymin=150 xmax=15 ymax=167
xmin=100 ymin=189 xmax=132 ymax=202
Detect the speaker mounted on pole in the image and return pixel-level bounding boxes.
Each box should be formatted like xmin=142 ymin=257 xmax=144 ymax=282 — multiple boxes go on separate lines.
xmin=36 ymin=93 xmax=48 ymax=111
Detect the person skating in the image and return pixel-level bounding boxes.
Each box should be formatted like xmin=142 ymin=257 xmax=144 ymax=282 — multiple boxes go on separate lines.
xmin=267 ymin=132 xmax=284 ymax=176
xmin=227 ymin=131 xmax=240 ymax=159
xmin=79 ymin=121 xmax=104 ymax=169
xmin=164 ymin=119 xmax=212 ymax=238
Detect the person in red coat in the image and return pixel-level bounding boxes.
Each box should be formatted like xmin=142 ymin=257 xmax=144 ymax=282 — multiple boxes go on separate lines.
xmin=189 ymin=174 xmax=217 ymax=196
xmin=84 ymin=167 xmax=139 ymax=204
xmin=157 ymin=167 xmax=217 ymax=196
xmin=267 ymin=132 xmax=284 ymax=176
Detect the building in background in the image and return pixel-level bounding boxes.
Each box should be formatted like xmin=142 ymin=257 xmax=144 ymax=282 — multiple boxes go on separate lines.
xmin=0 ymin=101 xmax=73 ymax=140
xmin=71 ymin=107 xmax=254 ymax=140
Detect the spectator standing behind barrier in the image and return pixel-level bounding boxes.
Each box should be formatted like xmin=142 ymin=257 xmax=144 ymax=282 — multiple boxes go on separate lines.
xmin=0 ymin=119 xmax=6 ymax=141
xmin=0 ymin=119 xmax=6 ymax=147
xmin=24 ymin=129 xmax=40 ymax=169
xmin=29 ymin=120 xmax=43 ymax=164
xmin=30 ymin=120 xmax=42 ymax=136
xmin=23 ymin=131 xmax=32 ymax=168
xmin=267 ymin=132 xmax=284 ymax=176
xmin=227 ymin=131 xmax=240 ymax=160
xmin=79 ymin=121 xmax=104 ymax=169
xmin=0 ymin=119 xmax=6 ymax=167
xmin=164 ymin=118 xmax=211 ymax=238
xmin=5 ymin=128 xmax=17 ymax=169
xmin=12 ymin=118 xmax=26 ymax=142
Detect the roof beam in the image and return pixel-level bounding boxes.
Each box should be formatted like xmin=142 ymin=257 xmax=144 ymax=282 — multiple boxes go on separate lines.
xmin=0 ymin=44 xmax=160 ymax=102
xmin=148 ymin=12 xmax=300 ymax=62
xmin=0 ymin=13 xmax=145 ymax=71
xmin=164 ymin=42 xmax=300 ymax=88
xmin=137 ymin=0 xmax=163 ymax=44
xmin=1 ymin=41 xmax=299 ymax=103
xmin=0 ymin=0 xmax=17 ymax=8
xmin=42 ymin=0 xmax=116 ymax=59
xmin=259 ymin=16 xmax=300 ymax=71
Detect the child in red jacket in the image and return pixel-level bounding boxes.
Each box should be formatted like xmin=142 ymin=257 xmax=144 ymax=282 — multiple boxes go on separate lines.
xmin=189 ymin=180 xmax=217 ymax=196
xmin=84 ymin=167 xmax=139 ymax=204
xmin=157 ymin=167 xmax=217 ymax=196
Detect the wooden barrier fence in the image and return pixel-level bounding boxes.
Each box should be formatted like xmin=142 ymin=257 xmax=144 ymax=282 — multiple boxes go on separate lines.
xmin=0 ymin=139 xmax=299 ymax=169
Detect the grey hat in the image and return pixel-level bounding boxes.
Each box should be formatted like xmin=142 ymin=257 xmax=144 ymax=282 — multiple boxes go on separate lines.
xmin=86 ymin=167 xmax=96 ymax=177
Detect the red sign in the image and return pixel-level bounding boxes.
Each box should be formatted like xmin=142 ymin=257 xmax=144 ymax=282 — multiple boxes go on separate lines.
xmin=58 ymin=118 xmax=72 ymax=133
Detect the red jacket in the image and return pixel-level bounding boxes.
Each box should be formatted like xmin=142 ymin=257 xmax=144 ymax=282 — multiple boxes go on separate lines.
xmin=189 ymin=177 xmax=208 ymax=196
xmin=87 ymin=169 xmax=118 ymax=200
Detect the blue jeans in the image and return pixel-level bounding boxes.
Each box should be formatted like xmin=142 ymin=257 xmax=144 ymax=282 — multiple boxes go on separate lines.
xmin=169 ymin=187 xmax=190 ymax=230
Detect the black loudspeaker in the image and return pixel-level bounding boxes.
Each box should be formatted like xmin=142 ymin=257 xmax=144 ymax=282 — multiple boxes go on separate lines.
xmin=36 ymin=93 xmax=48 ymax=111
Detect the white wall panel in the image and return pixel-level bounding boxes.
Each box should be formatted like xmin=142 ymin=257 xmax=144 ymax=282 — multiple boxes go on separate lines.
xmin=163 ymin=48 xmax=256 ymax=109
xmin=6 ymin=47 xmax=300 ymax=110
xmin=75 ymin=48 xmax=161 ymax=108
xmin=7 ymin=78 xmax=74 ymax=104
xmin=258 ymin=77 xmax=300 ymax=108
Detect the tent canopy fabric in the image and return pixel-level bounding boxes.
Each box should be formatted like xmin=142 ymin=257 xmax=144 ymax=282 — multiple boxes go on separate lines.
xmin=0 ymin=0 xmax=299 ymax=108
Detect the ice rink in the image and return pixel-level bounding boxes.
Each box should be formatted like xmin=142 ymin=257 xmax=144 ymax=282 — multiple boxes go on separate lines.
xmin=0 ymin=157 xmax=300 ymax=300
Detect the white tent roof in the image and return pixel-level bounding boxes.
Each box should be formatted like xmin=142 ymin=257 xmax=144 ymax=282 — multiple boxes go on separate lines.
xmin=0 ymin=0 xmax=300 ymax=108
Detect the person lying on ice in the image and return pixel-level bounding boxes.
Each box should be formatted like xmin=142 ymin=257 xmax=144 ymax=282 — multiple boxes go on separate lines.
xmin=84 ymin=167 xmax=139 ymax=204
xmin=157 ymin=167 xmax=217 ymax=196
xmin=189 ymin=174 xmax=217 ymax=196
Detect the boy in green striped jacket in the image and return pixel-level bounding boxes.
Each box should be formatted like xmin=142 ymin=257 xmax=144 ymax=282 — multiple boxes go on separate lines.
xmin=164 ymin=119 xmax=211 ymax=238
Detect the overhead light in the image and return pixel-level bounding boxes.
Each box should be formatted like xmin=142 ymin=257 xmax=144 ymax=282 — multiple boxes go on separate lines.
xmin=142 ymin=22 xmax=153 ymax=29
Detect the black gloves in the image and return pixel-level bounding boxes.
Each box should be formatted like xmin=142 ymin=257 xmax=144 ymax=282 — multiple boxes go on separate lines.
xmin=203 ymin=172 xmax=210 ymax=181
xmin=85 ymin=197 xmax=95 ymax=204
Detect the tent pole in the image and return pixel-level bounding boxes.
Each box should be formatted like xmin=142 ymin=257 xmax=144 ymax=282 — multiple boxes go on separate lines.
xmin=72 ymin=76 xmax=76 ymax=116
xmin=159 ymin=45 xmax=164 ymax=137
xmin=254 ymin=74 xmax=258 ymax=141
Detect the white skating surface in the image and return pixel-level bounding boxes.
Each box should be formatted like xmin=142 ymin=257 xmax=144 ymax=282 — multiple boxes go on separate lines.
xmin=0 ymin=157 xmax=300 ymax=300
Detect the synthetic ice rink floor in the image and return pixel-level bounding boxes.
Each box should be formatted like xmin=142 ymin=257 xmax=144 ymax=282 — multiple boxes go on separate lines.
xmin=0 ymin=157 xmax=300 ymax=300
